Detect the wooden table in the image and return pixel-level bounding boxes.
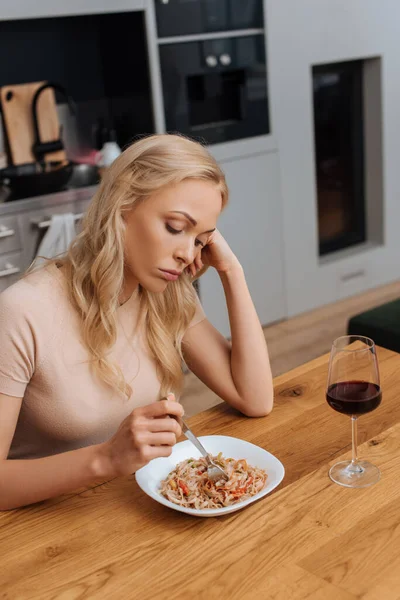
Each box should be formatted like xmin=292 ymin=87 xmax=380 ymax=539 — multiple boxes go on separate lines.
xmin=1 ymin=346 xmax=400 ymax=599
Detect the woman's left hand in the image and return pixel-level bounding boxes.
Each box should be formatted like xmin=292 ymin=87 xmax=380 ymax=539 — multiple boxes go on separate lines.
xmin=187 ymin=230 xmax=241 ymax=277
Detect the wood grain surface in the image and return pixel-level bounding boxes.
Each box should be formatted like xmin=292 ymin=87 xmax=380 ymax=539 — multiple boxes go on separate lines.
xmin=1 ymin=346 xmax=399 ymax=599
xmin=0 ymin=82 xmax=66 ymax=166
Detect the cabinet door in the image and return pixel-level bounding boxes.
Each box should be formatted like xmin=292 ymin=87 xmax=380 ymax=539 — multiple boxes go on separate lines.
xmin=0 ymin=252 xmax=24 ymax=293
xmin=0 ymin=198 xmax=93 ymax=294
xmin=199 ymin=152 xmax=286 ymax=337
xmin=17 ymin=203 xmax=76 ymax=269
xmin=0 ymin=215 xmax=21 ymax=256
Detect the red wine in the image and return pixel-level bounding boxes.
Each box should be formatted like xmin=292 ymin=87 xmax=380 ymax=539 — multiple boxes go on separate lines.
xmin=327 ymin=380 xmax=381 ymax=415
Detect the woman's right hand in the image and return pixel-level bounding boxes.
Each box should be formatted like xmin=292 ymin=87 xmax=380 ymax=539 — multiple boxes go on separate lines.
xmin=96 ymin=396 xmax=184 ymax=477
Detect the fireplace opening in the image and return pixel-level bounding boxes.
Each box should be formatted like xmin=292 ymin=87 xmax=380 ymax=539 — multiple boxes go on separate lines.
xmin=313 ymin=60 xmax=367 ymax=257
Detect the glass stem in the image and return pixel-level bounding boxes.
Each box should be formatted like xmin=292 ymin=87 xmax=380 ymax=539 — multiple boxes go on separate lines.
xmin=350 ymin=415 xmax=362 ymax=473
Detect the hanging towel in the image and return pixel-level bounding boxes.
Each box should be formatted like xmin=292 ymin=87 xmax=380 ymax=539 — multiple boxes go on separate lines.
xmin=35 ymin=213 xmax=77 ymax=265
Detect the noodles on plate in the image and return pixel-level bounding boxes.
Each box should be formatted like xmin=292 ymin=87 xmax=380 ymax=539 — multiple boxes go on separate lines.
xmin=160 ymin=453 xmax=267 ymax=509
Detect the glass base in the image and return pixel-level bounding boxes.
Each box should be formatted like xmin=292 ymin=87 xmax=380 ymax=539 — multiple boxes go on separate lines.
xmin=329 ymin=460 xmax=381 ymax=488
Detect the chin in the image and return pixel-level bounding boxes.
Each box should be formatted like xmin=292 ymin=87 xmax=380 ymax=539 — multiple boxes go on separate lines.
xmin=139 ymin=278 xmax=169 ymax=293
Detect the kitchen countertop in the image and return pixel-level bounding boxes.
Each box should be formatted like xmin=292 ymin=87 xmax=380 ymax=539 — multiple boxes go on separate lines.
xmin=0 ymin=184 xmax=98 ymax=215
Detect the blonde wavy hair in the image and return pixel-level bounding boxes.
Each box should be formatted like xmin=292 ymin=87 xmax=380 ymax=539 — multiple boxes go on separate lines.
xmin=49 ymin=134 xmax=228 ymax=399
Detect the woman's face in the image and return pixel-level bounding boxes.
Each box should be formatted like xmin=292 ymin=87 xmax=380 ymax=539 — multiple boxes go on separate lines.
xmin=123 ymin=179 xmax=222 ymax=294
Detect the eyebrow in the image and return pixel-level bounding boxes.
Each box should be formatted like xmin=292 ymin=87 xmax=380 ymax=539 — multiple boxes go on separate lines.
xmin=170 ymin=211 xmax=216 ymax=234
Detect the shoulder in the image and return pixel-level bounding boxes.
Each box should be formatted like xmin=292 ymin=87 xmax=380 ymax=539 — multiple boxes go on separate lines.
xmin=0 ymin=267 xmax=67 ymax=396
xmin=0 ymin=264 xmax=66 ymax=323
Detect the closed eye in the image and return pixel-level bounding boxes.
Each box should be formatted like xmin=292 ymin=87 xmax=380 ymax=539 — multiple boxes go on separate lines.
xmin=166 ymin=223 xmax=205 ymax=248
xmin=166 ymin=223 xmax=182 ymax=235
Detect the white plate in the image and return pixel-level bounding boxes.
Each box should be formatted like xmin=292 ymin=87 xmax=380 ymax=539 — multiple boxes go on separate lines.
xmin=135 ymin=435 xmax=285 ymax=517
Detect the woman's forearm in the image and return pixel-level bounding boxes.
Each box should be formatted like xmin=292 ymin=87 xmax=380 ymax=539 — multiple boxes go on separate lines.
xmin=220 ymin=263 xmax=273 ymax=416
xmin=0 ymin=444 xmax=109 ymax=510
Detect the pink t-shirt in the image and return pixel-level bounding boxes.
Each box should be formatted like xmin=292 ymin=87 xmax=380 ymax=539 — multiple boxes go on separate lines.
xmin=0 ymin=264 xmax=205 ymax=459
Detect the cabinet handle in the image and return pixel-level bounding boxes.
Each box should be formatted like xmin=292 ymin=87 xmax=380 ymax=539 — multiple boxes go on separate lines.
xmin=0 ymin=225 xmax=15 ymax=239
xmin=32 ymin=213 xmax=84 ymax=230
xmin=0 ymin=263 xmax=20 ymax=278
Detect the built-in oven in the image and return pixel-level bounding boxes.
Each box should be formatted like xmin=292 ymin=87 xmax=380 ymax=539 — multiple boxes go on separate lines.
xmin=156 ymin=0 xmax=269 ymax=145
xmin=159 ymin=34 xmax=269 ymax=144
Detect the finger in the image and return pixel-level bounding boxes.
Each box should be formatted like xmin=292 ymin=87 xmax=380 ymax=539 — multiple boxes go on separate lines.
xmin=148 ymin=431 xmax=177 ymax=446
xmin=163 ymin=393 xmax=184 ymax=431
xmin=147 ymin=417 xmax=182 ymax=437
xmin=144 ymin=445 xmax=174 ymax=460
xmin=194 ymin=254 xmax=203 ymax=271
xmin=141 ymin=399 xmax=184 ymax=419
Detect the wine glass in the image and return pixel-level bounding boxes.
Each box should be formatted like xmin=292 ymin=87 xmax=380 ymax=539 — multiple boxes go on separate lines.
xmin=326 ymin=335 xmax=382 ymax=487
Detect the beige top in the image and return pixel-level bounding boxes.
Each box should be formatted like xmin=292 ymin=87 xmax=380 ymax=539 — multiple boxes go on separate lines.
xmin=0 ymin=264 xmax=205 ymax=460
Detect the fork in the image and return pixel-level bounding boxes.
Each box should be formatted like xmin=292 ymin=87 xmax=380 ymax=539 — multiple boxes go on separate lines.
xmin=180 ymin=419 xmax=229 ymax=482
xmin=162 ymin=394 xmax=229 ymax=481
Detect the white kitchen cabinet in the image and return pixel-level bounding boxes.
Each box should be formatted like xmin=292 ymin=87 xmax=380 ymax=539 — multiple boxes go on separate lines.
xmin=17 ymin=203 xmax=77 ymax=268
xmin=0 ymin=252 xmax=24 ymax=293
xmin=199 ymin=151 xmax=286 ymax=337
xmin=0 ymin=189 xmax=95 ymax=290
xmin=0 ymin=0 xmax=145 ymax=21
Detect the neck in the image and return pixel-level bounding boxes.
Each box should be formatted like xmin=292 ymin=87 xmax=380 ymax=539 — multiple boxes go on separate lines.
xmin=119 ymin=268 xmax=139 ymax=306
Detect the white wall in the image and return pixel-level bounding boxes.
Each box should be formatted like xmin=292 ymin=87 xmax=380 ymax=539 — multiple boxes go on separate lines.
xmin=266 ymin=0 xmax=400 ymax=317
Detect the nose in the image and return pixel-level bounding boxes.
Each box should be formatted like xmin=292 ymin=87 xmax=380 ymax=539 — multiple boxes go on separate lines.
xmin=174 ymin=238 xmax=197 ymax=266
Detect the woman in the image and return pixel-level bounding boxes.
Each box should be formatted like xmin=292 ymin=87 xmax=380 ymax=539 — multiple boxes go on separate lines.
xmin=0 ymin=134 xmax=273 ymax=510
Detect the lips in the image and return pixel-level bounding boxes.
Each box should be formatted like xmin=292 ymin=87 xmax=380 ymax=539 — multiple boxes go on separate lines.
xmin=159 ymin=269 xmax=182 ymax=282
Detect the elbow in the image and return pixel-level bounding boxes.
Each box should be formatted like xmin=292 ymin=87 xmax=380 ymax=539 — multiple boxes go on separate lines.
xmin=239 ymin=394 xmax=274 ymax=418
xmin=0 ymin=487 xmax=25 ymax=512
xmin=0 ymin=501 xmax=17 ymax=511
xmin=0 ymin=497 xmax=33 ymax=511
xmin=241 ymin=405 xmax=272 ymax=418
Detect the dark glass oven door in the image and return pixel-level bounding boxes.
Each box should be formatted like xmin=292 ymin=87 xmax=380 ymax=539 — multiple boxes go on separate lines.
xmin=159 ymin=35 xmax=269 ymax=144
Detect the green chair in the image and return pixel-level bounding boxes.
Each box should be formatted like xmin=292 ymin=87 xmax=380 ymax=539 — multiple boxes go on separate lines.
xmin=347 ymin=299 xmax=400 ymax=353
